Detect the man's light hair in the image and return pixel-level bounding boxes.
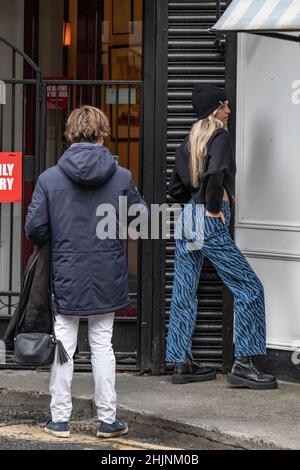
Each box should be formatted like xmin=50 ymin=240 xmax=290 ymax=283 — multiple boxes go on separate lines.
xmin=65 ymin=106 xmax=110 ymax=144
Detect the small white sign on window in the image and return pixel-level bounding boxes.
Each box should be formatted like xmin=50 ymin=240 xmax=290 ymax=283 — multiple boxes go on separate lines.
xmin=0 ymin=81 xmax=6 ymax=105
xmin=106 ymin=87 xmax=136 ymax=105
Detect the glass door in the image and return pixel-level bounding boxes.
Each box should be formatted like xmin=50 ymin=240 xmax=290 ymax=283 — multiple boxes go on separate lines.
xmin=100 ymin=0 xmax=144 ymax=330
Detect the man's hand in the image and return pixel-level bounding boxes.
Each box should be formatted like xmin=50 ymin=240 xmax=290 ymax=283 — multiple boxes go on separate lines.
xmin=205 ymin=210 xmax=226 ymax=225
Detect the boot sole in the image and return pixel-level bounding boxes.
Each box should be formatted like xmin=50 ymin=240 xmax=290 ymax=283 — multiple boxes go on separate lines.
xmin=97 ymin=426 xmax=128 ymax=439
xmin=172 ymin=370 xmax=217 ymax=384
xmin=44 ymin=427 xmax=70 ymax=438
xmin=227 ymin=373 xmax=278 ymax=390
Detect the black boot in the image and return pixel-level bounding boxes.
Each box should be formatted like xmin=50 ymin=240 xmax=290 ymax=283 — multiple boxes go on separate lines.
xmin=227 ymin=356 xmax=278 ymax=390
xmin=172 ymin=358 xmax=216 ymax=384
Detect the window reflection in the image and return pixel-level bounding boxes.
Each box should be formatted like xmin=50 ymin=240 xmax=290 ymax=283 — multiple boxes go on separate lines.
xmin=101 ymin=0 xmax=143 ymax=318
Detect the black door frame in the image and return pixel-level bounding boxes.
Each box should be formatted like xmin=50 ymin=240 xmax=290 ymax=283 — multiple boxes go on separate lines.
xmin=221 ymin=0 xmax=237 ymax=373
xmin=138 ymin=0 xmax=168 ymax=374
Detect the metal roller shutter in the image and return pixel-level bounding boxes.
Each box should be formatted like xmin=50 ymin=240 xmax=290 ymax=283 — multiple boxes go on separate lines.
xmin=166 ymin=0 xmax=227 ymax=370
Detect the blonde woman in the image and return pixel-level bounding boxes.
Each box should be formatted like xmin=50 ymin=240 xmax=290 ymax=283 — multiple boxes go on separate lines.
xmin=166 ymin=84 xmax=277 ymax=390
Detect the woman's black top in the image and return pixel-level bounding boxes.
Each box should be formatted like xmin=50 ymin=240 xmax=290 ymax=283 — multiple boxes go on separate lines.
xmin=168 ymin=128 xmax=236 ymax=213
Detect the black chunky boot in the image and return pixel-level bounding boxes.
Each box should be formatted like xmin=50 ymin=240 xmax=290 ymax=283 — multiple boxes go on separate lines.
xmin=227 ymin=356 xmax=278 ymax=390
xmin=172 ymin=358 xmax=217 ymax=384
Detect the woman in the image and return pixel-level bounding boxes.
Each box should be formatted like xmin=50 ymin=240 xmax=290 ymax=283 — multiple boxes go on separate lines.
xmin=26 ymin=106 xmax=146 ymax=438
xmin=166 ymin=84 xmax=277 ymax=390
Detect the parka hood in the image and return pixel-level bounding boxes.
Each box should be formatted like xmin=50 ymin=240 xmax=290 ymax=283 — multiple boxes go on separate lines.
xmin=58 ymin=143 xmax=117 ymax=186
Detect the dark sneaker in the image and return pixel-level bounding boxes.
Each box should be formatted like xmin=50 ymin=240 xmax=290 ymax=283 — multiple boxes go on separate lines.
xmin=172 ymin=358 xmax=217 ymax=384
xmin=227 ymin=356 xmax=278 ymax=390
xmin=97 ymin=420 xmax=128 ymax=438
xmin=44 ymin=420 xmax=70 ymax=438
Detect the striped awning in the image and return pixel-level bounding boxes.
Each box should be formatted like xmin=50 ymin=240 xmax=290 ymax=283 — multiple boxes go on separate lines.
xmin=212 ymin=0 xmax=300 ymax=32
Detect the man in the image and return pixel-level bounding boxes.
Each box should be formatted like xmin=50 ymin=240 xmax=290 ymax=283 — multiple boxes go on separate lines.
xmin=26 ymin=106 xmax=147 ymax=438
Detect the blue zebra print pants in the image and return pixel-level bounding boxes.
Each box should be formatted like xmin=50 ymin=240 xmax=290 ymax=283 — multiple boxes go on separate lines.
xmin=166 ymin=200 xmax=267 ymax=363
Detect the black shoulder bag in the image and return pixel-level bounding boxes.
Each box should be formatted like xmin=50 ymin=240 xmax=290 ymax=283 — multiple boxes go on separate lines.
xmin=14 ymin=255 xmax=69 ymax=367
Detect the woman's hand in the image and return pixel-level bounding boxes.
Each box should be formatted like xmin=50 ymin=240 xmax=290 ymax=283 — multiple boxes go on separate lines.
xmin=205 ymin=210 xmax=226 ymax=225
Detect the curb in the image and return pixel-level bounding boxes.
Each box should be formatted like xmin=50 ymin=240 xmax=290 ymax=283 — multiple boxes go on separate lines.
xmin=0 ymin=388 xmax=281 ymax=450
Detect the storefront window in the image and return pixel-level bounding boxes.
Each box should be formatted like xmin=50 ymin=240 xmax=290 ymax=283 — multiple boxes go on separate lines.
xmin=38 ymin=0 xmax=144 ymax=319
xmin=101 ymin=0 xmax=144 ymax=318
xmin=101 ymin=0 xmax=143 ymax=182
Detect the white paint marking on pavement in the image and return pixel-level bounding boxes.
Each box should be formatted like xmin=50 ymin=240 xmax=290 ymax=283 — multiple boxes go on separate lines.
xmin=0 ymin=423 xmax=178 ymax=450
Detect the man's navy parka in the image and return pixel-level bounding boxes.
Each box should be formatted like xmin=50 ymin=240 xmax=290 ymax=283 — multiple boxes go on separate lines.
xmin=25 ymin=143 xmax=146 ymax=316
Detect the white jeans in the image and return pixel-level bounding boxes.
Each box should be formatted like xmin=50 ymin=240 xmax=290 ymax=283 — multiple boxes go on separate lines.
xmin=49 ymin=313 xmax=116 ymax=424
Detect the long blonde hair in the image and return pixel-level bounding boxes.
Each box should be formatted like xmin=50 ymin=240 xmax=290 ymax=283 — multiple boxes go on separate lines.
xmin=189 ymin=111 xmax=224 ymax=188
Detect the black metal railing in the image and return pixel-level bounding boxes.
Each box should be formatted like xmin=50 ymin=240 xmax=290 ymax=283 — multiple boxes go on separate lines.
xmin=0 ymin=36 xmax=41 ymax=317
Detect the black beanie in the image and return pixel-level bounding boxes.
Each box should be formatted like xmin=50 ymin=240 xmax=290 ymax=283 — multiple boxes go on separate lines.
xmin=192 ymin=84 xmax=227 ymax=120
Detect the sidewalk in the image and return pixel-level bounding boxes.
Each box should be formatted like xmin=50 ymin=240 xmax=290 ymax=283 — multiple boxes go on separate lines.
xmin=0 ymin=370 xmax=299 ymax=450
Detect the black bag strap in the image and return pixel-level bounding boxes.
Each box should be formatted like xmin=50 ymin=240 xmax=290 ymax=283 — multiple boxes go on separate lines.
xmin=49 ymin=256 xmax=70 ymax=364
xmin=49 ymin=256 xmax=56 ymax=334
xmin=15 ymin=250 xmax=40 ymax=334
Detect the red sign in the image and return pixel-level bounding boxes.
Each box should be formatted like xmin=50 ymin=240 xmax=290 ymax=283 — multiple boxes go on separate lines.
xmin=46 ymin=78 xmax=69 ymax=109
xmin=0 ymin=152 xmax=22 ymax=203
